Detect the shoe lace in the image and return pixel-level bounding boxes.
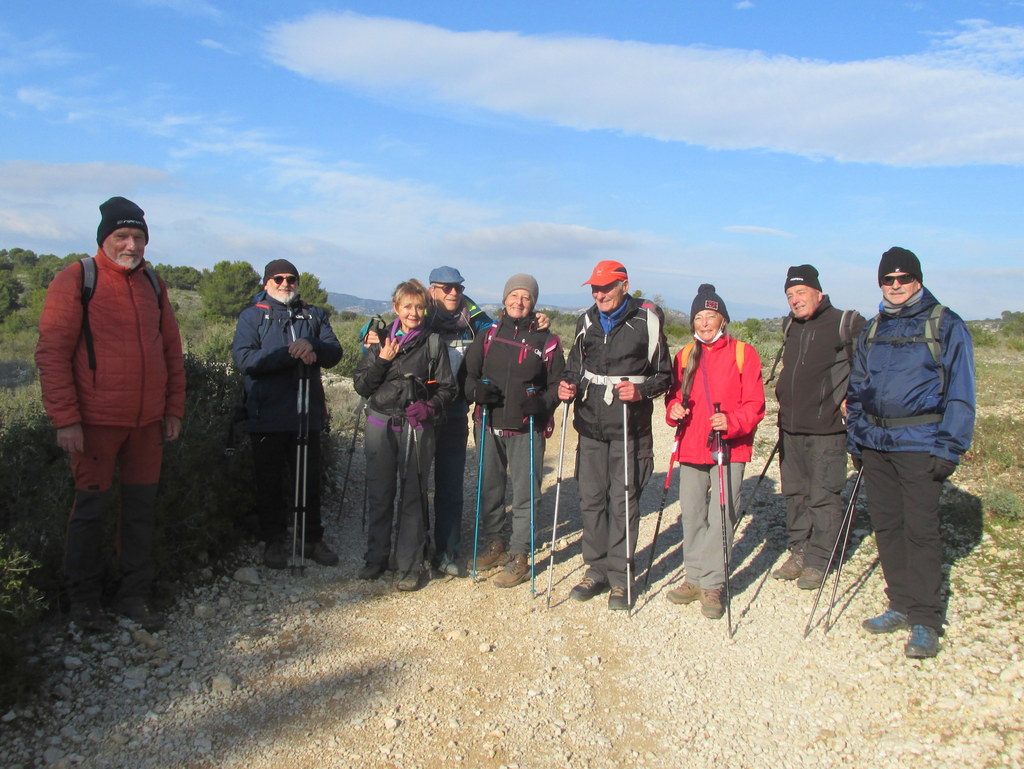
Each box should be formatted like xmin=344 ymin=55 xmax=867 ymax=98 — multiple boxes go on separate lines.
xmin=910 ymin=625 xmax=934 ymax=644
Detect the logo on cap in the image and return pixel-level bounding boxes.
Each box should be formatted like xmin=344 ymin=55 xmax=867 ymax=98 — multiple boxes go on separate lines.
xmin=704 ymin=299 xmax=720 ymax=311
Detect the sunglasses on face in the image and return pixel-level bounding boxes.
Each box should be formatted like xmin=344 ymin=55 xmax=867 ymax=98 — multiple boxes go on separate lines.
xmin=881 ymin=274 xmax=914 ymax=287
xmin=432 ymin=283 xmax=464 ymax=294
xmin=272 ymin=275 xmax=298 ymax=286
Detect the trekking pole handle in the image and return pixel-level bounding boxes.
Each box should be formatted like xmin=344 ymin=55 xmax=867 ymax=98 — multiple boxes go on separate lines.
xmin=711 ymin=402 xmax=725 ymax=464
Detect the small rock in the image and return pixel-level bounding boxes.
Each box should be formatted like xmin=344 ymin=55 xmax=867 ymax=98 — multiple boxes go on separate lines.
xmin=384 ymin=717 xmax=400 ymax=730
xmin=194 ymin=604 xmax=216 ymax=620
xmin=234 ymin=567 xmax=261 ymax=586
xmin=132 ymin=629 xmax=163 ymax=651
xmin=211 ymin=673 xmax=234 ymax=694
xmin=479 ymin=642 xmax=493 ymax=653
xmin=1 ymin=709 xmax=16 ymax=723
xmin=63 ymin=656 xmax=83 ymax=671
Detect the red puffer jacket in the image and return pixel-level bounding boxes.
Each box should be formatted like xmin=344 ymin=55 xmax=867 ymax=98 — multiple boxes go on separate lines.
xmin=35 ymin=251 xmax=186 ymax=429
xmin=665 ymin=335 xmax=765 ymax=464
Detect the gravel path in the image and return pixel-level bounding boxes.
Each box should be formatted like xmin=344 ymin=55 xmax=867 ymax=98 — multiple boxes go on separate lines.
xmin=4 ymin=400 xmax=1022 ymax=769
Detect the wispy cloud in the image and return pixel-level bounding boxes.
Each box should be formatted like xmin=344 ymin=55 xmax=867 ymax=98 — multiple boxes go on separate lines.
xmin=198 ymin=38 xmax=236 ymax=55
xmin=445 ymin=222 xmax=636 ymax=258
xmin=266 ymin=13 xmax=1024 ymax=167
xmin=723 ymin=225 xmax=794 ymax=238
xmin=133 ymin=0 xmax=223 ymax=21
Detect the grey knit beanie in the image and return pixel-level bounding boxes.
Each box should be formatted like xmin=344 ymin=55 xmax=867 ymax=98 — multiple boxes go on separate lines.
xmin=503 ymin=273 xmax=539 ymax=303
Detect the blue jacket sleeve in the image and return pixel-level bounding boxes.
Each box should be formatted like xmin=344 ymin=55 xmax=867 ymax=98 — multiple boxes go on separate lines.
xmin=933 ymin=314 xmax=975 ymax=463
xmin=231 ymin=307 xmax=296 ymax=377
xmin=309 ymin=309 xmax=343 ymax=370
xmin=844 ymin=326 xmax=869 ymax=455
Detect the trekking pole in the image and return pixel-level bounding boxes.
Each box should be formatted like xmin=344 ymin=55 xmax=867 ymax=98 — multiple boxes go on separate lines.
xmin=338 ymin=397 xmax=365 ymax=523
xmin=471 ymin=379 xmax=491 ymax=583
xmin=642 ymin=423 xmax=684 ymax=591
xmin=390 ymin=375 xmax=418 ymax=573
xmin=290 ymin=332 xmax=311 ymax=577
xmin=732 ymin=435 xmax=781 ymax=536
xmin=803 ymin=467 xmax=864 ymax=638
xmin=620 ymin=378 xmax=634 ymax=615
xmin=824 ymin=468 xmax=865 ymax=633
xmin=545 ymin=401 xmax=570 ymax=609
xmin=712 ymin=403 xmax=732 ymax=638
xmin=526 ymin=386 xmax=537 ymax=597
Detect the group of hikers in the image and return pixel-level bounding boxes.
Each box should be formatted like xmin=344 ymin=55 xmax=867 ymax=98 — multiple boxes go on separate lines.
xmin=35 ymin=197 xmax=975 ymax=659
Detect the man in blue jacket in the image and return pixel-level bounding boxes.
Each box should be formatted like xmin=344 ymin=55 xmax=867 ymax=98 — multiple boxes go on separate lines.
xmin=232 ymin=259 xmax=344 ymax=569
xmin=846 ymin=247 xmax=975 ymax=658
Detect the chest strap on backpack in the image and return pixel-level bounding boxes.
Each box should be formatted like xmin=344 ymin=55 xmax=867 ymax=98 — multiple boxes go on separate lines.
xmin=865 ymin=413 xmax=943 ymax=428
xmin=581 ymin=372 xmax=646 ymax=405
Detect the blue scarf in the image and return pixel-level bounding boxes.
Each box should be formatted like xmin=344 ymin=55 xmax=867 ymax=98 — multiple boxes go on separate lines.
xmin=598 ymin=300 xmax=629 ymax=334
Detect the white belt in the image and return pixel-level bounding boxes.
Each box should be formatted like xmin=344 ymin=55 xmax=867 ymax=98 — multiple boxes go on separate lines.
xmin=581 ymin=372 xmax=646 ymax=405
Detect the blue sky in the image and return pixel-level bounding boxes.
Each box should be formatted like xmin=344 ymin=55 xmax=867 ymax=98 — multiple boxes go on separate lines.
xmin=2 ymin=0 xmax=1023 ymax=319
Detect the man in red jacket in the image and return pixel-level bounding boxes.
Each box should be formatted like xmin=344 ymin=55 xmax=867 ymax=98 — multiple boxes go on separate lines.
xmin=36 ymin=197 xmax=186 ymax=633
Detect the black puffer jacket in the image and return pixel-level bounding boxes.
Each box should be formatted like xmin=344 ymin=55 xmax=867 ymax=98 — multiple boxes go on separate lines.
xmin=353 ymin=328 xmax=456 ymax=420
xmin=563 ymin=296 xmax=671 ymax=442
xmin=464 ymin=312 xmax=565 ymax=432
xmin=776 ymin=297 xmax=865 ymax=435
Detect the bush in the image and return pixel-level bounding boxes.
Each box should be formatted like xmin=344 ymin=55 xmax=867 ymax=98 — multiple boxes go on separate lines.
xmin=0 ymin=535 xmax=44 ymax=709
xmin=984 ymin=486 xmax=1024 ymax=521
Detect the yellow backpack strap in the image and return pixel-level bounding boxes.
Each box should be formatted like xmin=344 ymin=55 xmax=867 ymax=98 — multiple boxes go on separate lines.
xmin=679 ymin=341 xmax=695 ymax=370
xmin=735 ymin=339 xmax=746 ymax=372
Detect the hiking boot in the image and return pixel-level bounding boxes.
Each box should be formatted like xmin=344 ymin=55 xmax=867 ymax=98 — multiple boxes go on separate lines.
xmin=666 ymin=582 xmax=702 ymax=605
xmin=358 ymin=561 xmax=387 ymax=580
xmin=772 ymin=551 xmax=804 ymax=581
xmin=69 ymin=601 xmax=114 ymax=634
xmin=700 ymin=589 xmax=725 ymax=619
xmin=492 ymin=553 xmax=529 ymax=588
xmin=608 ymin=587 xmax=631 ymax=611
xmin=308 ymin=540 xmax=339 ymax=567
xmin=474 ymin=540 xmax=506 ymax=570
xmin=263 ymin=540 xmax=288 ymax=570
xmin=437 ymin=553 xmax=462 ymax=578
xmin=905 ymin=625 xmax=940 ymax=659
xmin=862 ymin=608 xmax=909 ymax=635
xmin=797 ymin=566 xmax=825 ymax=591
xmin=115 ymin=597 xmax=165 ymax=632
xmin=396 ymin=570 xmax=426 ymax=592
xmin=569 ymin=576 xmax=608 ymax=602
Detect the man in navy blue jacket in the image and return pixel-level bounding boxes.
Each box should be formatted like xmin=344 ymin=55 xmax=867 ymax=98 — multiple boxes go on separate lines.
xmin=846 ymin=247 xmax=975 ymax=658
xmin=232 ymin=259 xmax=344 ymax=569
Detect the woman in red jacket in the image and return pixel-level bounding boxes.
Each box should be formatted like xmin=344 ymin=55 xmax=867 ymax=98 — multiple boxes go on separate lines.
xmin=664 ymin=284 xmax=765 ymax=620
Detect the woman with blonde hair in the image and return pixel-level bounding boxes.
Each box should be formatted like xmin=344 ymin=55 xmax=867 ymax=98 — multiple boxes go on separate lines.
xmin=355 ymin=279 xmax=457 ymax=591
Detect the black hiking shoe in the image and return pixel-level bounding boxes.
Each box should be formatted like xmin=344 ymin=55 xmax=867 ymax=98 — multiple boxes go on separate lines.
xmin=607 ymin=587 xmax=631 ymax=611
xmin=263 ymin=540 xmax=288 ymax=570
xmin=69 ymin=601 xmax=114 ymax=634
xmin=905 ymin=625 xmax=940 ymax=659
xmin=308 ymin=540 xmax=339 ymax=567
xmin=396 ymin=570 xmax=426 ymax=592
xmin=115 ymin=597 xmax=165 ymax=633
xmin=862 ymin=609 xmax=909 ymax=635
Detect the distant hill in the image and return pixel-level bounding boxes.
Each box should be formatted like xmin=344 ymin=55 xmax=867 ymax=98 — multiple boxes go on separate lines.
xmin=326 ymin=292 xmax=391 ymax=316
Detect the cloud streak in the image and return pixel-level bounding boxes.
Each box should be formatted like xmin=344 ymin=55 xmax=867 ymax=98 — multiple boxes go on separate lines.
xmin=266 ymin=13 xmax=1024 ymax=167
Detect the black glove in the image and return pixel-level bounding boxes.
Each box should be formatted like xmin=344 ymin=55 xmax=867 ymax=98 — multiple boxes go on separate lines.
xmin=473 ymin=381 xmax=502 ymax=406
xmin=521 ymin=394 xmax=547 ymax=417
xmin=929 ymin=456 xmax=956 ymax=482
xmin=850 ymin=454 xmax=862 ymax=471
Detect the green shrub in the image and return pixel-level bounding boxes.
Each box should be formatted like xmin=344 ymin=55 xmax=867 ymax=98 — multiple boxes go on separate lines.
xmin=984 ymin=486 xmax=1024 ymax=521
xmin=0 ymin=535 xmax=44 ymax=709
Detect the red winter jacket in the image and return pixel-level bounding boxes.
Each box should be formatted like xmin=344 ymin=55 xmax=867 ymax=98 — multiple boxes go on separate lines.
xmin=665 ymin=335 xmax=765 ymax=464
xmin=35 ymin=251 xmax=186 ymax=429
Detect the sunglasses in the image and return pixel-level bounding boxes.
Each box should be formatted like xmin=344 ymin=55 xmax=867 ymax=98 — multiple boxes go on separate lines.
xmin=881 ymin=274 xmax=915 ymax=287
xmin=271 ymin=275 xmax=298 ymax=286
xmin=432 ymin=283 xmax=464 ymax=294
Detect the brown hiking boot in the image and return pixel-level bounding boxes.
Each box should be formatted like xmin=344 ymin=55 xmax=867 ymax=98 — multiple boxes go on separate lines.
xmin=474 ymin=540 xmax=507 ymax=570
xmin=797 ymin=566 xmax=825 ymax=591
xmin=700 ymin=589 xmax=725 ymax=619
xmin=772 ymin=551 xmax=804 ymax=581
xmin=666 ymin=582 xmax=702 ymax=605
xmin=492 ymin=553 xmax=529 ymax=588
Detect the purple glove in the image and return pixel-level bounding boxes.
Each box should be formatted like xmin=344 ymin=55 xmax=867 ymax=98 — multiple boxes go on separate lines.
xmin=405 ymin=400 xmax=435 ymax=429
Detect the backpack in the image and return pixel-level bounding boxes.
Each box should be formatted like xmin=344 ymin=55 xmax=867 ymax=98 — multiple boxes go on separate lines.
xmin=862 ymin=303 xmax=947 ymax=395
xmin=79 ymin=257 xmax=162 ymax=371
xmin=478 ymin=320 xmax=561 ymax=436
xmin=765 ymin=309 xmax=858 ymax=385
xmin=576 ymin=300 xmax=662 ymax=369
xmin=677 ymin=338 xmax=747 ymax=373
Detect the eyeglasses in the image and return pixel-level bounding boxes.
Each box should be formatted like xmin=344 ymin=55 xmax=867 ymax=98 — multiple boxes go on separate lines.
xmin=881 ymin=274 xmax=915 ymax=287
xmin=432 ymin=283 xmax=464 ymax=294
xmin=272 ymin=275 xmax=298 ymax=286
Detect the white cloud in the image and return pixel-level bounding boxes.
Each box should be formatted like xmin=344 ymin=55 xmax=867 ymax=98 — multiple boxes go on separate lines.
xmin=266 ymin=13 xmax=1024 ymax=167
xmin=198 ymin=39 xmax=236 ymax=55
xmin=133 ymin=0 xmax=223 ymax=21
xmin=723 ymin=225 xmax=794 ymax=238
xmin=735 ymin=2 xmax=755 ymax=10
xmin=444 ymin=222 xmax=636 ymax=258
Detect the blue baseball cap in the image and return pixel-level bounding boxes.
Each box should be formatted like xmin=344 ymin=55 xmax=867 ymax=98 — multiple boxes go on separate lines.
xmin=428 ymin=265 xmax=465 ymax=284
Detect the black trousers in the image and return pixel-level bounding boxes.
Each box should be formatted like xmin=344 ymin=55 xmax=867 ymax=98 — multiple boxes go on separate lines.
xmin=861 ymin=449 xmax=944 ymax=629
xmin=250 ymin=431 xmax=324 ymax=544
xmin=779 ymin=431 xmax=847 ymax=570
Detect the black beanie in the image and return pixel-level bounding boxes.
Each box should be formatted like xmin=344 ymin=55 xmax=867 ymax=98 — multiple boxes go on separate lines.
xmin=878 ymin=247 xmax=922 ymax=286
xmin=96 ymin=197 xmax=148 ymax=246
xmin=784 ymin=264 xmax=822 ymax=293
xmin=263 ymin=259 xmax=300 ymax=283
xmin=690 ymin=283 xmax=730 ymax=324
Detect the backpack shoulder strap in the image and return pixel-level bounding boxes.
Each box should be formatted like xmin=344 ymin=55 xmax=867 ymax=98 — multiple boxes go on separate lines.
xmin=641 ymin=301 xmax=661 ymax=367
xmin=734 ymin=339 xmax=746 ymax=372
xmin=678 ymin=341 xmax=695 ymax=371
xmin=79 ymin=258 xmax=98 ymax=371
xmin=927 ymin=304 xmax=947 ymax=395
xmin=142 ymin=265 xmax=163 ymax=309
xmin=254 ymin=302 xmax=274 ymax=344
xmin=765 ymin=316 xmax=793 ymax=384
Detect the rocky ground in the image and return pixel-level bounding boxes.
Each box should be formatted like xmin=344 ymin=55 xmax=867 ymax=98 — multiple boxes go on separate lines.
xmin=2 ymin=397 xmax=1022 ymax=769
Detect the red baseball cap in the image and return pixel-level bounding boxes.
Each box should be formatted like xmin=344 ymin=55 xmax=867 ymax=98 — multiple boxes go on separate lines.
xmin=582 ymin=260 xmax=628 ymax=286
